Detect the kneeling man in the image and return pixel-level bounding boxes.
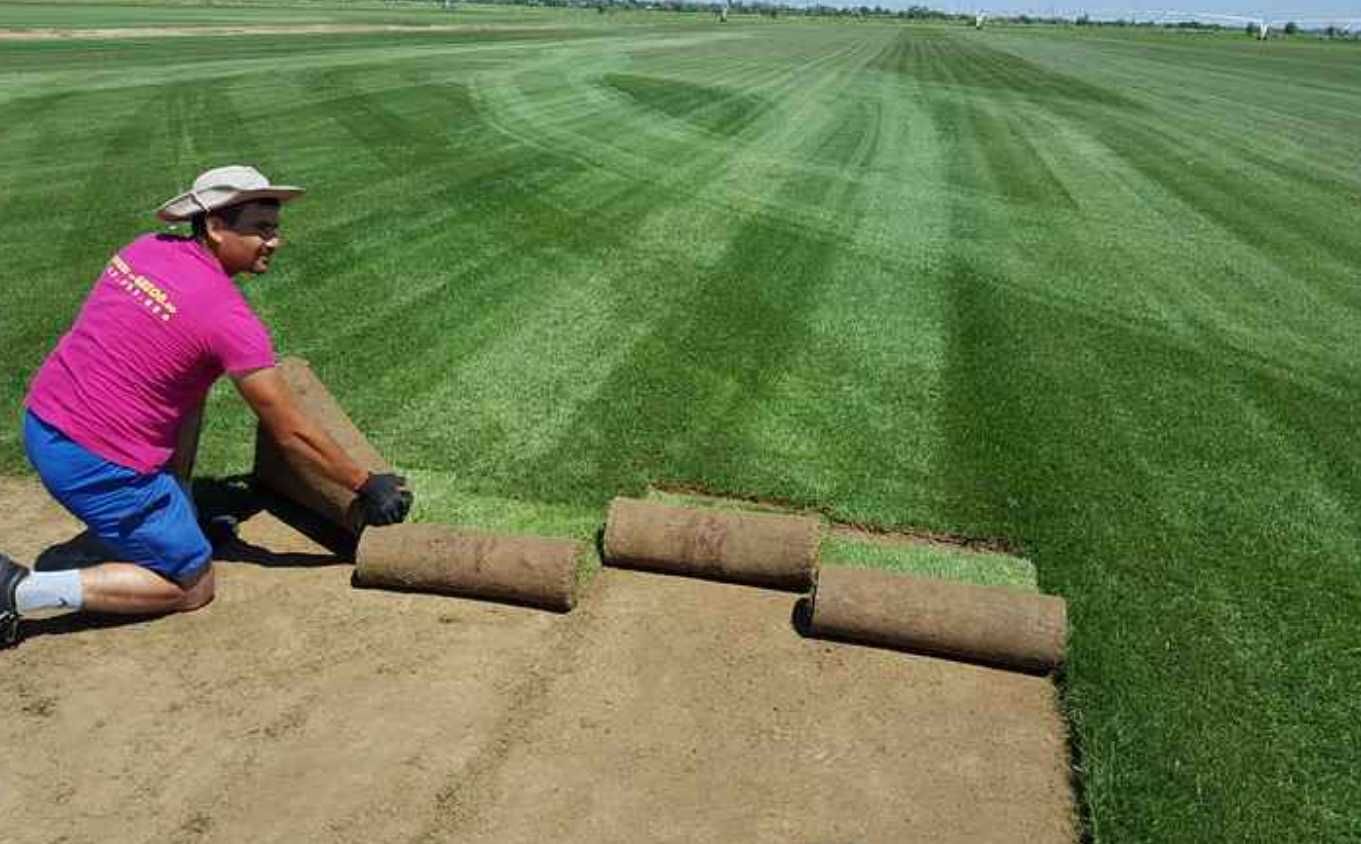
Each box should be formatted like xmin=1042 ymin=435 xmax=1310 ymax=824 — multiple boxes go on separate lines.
xmin=2 ymin=165 xmax=411 ymax=647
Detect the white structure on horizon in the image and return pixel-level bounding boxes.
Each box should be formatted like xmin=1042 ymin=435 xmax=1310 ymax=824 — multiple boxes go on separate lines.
xmin=975 ymin=10 xmax=987 ymax=27
xmin=1012 ymin=7 xmax=1358 ymax=36
xmin=1137 ymin=9 xmax=1276 ymax=36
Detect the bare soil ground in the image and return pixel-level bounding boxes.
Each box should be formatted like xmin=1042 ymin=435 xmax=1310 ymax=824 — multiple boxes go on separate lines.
xmin=0 ymin=476 xmax=1075 ymax=843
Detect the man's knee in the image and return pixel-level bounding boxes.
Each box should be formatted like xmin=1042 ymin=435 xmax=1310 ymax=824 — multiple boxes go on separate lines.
xmin=175 ymin=564 xmax=215 ymax=612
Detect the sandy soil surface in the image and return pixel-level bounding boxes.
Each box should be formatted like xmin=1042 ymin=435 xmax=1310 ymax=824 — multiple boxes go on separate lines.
xmin=0 ymin=476 xmax=1075 ymax=843
xmin=0 ymin=23 xmax=546 ymax=41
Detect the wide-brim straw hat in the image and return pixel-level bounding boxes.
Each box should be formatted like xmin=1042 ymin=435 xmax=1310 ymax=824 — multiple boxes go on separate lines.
xmin=156 ymin=164 xmax=304 ymax=222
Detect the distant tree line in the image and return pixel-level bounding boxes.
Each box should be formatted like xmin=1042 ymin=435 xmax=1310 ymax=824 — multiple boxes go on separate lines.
xmin=445 ymin=0 xmax=1360 ymax=36
xmin=503 ymin=0 xmax=965 ymax=19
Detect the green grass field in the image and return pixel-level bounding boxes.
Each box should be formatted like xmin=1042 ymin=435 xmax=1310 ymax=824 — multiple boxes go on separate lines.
xmin=0 ymin=0 xmax=507 ymax=28
xmin=2 ymin=4 xmax=1359 ymax=840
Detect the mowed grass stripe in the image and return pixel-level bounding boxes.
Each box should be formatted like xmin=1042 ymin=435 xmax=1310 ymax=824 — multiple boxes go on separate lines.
xmin=897 ymin=27 xmax=1360 ymax=841
xmin=0 ymin=28 xmax=631 ymax=106
xmin=0 ymin=0 xmax=463 ymax=29
xmin=383 ymin=28 xmax=930 ymax=500
xmin=428 ymin=29 xmax=920 ymax=507
xmin=232 ymin=38 xmax=810 ymax=475
xmin=897 ymin=28 xmax=1361 ymax=379
xmin=730 ymin=39 xmax=956 ymax=520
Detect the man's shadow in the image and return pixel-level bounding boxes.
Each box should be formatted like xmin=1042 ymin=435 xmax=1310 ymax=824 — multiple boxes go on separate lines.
xmin=190 ymin=474 xmax=357 ymax=566
xmin=24 ymin=474 xmax=353 ymax=641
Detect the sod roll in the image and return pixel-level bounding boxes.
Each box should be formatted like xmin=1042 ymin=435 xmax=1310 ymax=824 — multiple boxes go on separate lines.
xmin=168 ymin=398 xmax=204 ymax=488
xmin=355 ymin=524 xmax=579 ymax=612
xmin=253 ymin=357 xmax=393 ymax=534
xmin=808 ymin=567 xmax=1067 ymax=673
xmin=603 ymin=498 xmax=820 ymax=591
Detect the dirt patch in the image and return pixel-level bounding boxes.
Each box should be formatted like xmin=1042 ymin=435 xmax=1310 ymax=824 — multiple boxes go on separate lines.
xmin=444 ymin=570 xmax=1075 ymax=843
xmin=0 ymin=23 xmax=550 ymax=42
xmin=0 ymin=475 xmax=1074 ymax=842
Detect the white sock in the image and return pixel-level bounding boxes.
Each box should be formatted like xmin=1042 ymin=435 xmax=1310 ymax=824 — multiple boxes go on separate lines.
xmin=15 ymin=569 xmax=83 ymax=619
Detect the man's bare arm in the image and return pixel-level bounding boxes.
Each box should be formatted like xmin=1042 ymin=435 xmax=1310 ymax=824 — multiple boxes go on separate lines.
xmin=232 ymin=366 xmax=369 ymax=492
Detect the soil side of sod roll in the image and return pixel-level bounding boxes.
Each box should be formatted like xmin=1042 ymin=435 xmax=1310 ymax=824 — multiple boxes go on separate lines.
xmin=355 ymin=523 xmax=580 ymax=612
xmin=253 ymin=356 xmax=392 ymax=534
xmin=808 ymin=566 xmax=1068 ymax=673
xmin=602 ymin=497 xmax=821 ymax=591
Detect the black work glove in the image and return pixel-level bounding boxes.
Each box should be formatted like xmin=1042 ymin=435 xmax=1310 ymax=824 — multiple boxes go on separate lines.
xmin=356 ymin=473 xmax=413 ymax=527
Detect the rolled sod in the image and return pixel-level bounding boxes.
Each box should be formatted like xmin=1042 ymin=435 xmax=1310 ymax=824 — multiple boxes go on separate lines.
xmin=355 ymin=524 xmax=580 ymax=612
xmin=253 ymin=357 xmax=393 ymax=534
xmin=603 ymin=497 xmax=820 ymax=591
xmin=808 ymin=567 xmax=1067 ymax=673
xmin=168 ymin=398 xmax=204 ymax=487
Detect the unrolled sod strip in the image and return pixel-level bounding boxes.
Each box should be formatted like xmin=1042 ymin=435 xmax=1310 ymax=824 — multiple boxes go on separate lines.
xmin=355 ymin=524 xmax=580 ymax=612
xmin=808 ymin=566 xmax=1067 ymax=673
xmin=603 ymin=498 xmax=820 ymax=591
xmin=253 ymin=357 xmax=393 ymax=534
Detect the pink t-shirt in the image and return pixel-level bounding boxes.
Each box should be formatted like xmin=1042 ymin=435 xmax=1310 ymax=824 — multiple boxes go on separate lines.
xmin=26 ymin=234 xmax=276 ymax=474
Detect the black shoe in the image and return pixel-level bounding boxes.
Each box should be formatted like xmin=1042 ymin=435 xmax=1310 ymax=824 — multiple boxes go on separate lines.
xmin=203 ymin=515 xmax=240 ymax=552
xmin=0 ymin=552 xmax=30 ymax=649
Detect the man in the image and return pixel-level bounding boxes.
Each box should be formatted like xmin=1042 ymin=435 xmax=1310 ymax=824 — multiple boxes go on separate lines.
xmin=1 ymin=165 xmax=412 ymax=648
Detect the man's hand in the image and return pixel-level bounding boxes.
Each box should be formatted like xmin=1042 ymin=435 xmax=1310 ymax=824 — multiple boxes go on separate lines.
xmin=356 ymin=473 xmax=413 ymax=526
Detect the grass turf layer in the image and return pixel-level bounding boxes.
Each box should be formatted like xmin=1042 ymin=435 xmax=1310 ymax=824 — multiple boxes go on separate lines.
xmin=639 ymin=486 xmax=1039 ymax=588
xmin=0 ymin=0 xmax=532 ymax=29
xmin=1 ymin=7 xmax=1359 ymax=841
xmin=820 ymin=534 xmax=1037 ymax=591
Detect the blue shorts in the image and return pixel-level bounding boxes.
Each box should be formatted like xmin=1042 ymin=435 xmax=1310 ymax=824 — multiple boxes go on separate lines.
xmin=23 ymin=410 xmax=211 ymax=584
